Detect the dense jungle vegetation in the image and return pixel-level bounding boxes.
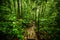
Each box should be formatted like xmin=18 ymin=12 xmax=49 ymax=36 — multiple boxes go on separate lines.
xmin=0 ymin=0 xmax=60 ymax=40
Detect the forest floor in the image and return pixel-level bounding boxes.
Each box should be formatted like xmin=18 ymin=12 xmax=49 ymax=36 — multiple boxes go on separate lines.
xmin=24 ymin=24 xmax=38 ymax=40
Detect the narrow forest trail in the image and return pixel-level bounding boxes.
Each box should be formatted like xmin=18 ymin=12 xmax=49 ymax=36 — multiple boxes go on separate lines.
xmin=24 ymin=24 xmax=38 ymax=40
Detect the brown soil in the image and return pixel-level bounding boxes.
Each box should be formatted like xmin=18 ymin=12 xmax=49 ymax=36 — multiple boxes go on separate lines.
xmin=24 ymin=24 xmax=38 ymax=40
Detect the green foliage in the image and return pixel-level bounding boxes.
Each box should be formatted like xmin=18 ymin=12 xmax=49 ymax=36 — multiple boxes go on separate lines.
xmin=36 ymin=0 xmax=60 ymax=40
xmin=0 ymin=0 xmax=60 ymax=40
xmin=0 ymin=0 xmax=24 ymax=40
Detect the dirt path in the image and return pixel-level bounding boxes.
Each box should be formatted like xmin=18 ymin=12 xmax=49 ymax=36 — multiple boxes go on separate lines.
xmin=24 ymin=24 xmax=38 ymax=40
